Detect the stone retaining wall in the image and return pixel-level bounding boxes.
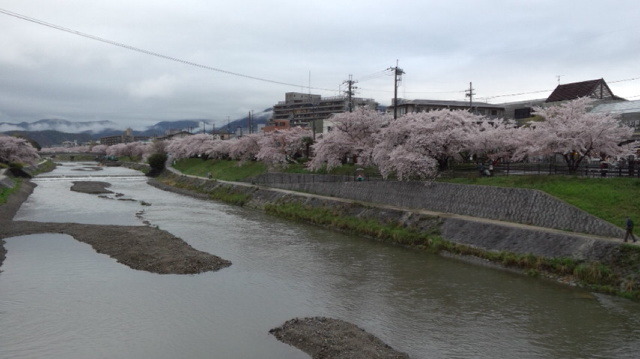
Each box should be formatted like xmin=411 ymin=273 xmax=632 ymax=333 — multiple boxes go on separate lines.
xmin=251 ymin=178 xmax=624 ymax=238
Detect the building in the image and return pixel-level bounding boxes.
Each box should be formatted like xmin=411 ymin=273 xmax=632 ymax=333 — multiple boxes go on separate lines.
xmin=500 ymin=99 xmax=547 ymax=121
xmin=386 ymin=99 xmax=506 ymax=118
xmin=502 ymin=78 xmax=628 ymax=122
xmin=545 ymin=78 xmax=625 ymax=103
xmin=100 ymin=128 xmax=149 ymax=146
xmin=262 ymin=119 xmax=291 ymax=133
xmin=155 ymin=130 xmax=192 ymax=141
xmin=270 ymin=92 xmax=378 ymax=134
xmin=591 ymin=100 xmax=640 ymax=137
xmin=211 ymin=129 xmax=233 ymax=140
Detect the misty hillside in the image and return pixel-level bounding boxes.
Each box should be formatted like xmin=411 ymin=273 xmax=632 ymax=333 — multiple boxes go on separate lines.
xmin=0 ymin=108 xmax=273 ymax=147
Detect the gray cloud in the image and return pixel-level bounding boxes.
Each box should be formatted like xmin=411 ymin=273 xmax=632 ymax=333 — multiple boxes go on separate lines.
xmin=1 ymin=0 xmax=639 ymax=128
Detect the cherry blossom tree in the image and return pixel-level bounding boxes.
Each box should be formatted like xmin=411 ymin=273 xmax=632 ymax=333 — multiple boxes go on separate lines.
xmin=227 ymin=133 xmax=262 ymax=162
xmin=307 ymin=108 xmax=389 ymax=171
xmin=526 ymin=97 xmax=634 ymax=172
xmin=373 ymin=109 xmax=483 ymax=180
xmin=203 ymin=139 xmax=232 ymax=160
xmin=0 ymin=135 xmax=40 ymax=165
xmin=166 ymin=134 xmax=218 ymax=159
xmin=105 ymin=141 xmax=149 ymax=159
xmin=91 ymin=144 xmax=109 ymax=154
xmin=256 ymin=127 xmax=312 ymax=167
xmin=468 ymin=119 xmax=525 ymax=163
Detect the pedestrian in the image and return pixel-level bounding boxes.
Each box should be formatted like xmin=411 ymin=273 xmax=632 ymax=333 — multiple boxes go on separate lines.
xmin=624 ymin=217 xmax=637 ymax=243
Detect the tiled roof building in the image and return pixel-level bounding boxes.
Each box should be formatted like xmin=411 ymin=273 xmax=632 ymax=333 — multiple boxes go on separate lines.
xmin=546 ymin=78 xmax=623 ymax=103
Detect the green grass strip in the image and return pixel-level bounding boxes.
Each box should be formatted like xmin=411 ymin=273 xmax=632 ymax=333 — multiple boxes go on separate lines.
xmin=0 ymin=179 xmax=21 ymax=205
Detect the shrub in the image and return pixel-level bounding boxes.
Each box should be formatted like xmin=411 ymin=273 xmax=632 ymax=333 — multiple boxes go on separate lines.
xmin=148 ymin=153 xmax=168 ymax=171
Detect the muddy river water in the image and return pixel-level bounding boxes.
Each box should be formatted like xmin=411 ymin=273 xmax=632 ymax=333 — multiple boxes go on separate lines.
xmin=1 ymin=162 xmax=640 ymax=358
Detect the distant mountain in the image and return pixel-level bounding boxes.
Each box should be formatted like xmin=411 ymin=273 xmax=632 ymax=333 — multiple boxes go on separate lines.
xmin=0 ymin=118 xmax=120 ymax=134
xmin=2 ymin=130 xmax=95 ymax=148
xmin=0 ymin=108 xmax=274 ymax=147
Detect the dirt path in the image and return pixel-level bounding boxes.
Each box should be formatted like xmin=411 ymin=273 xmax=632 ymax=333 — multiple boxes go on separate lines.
xmin=0 ymin=180 xmax=231 ymax=274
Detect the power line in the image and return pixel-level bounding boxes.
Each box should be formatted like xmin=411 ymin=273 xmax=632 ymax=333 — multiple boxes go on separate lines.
xmin=0 ymin=7 xmax=336 ymax=92
xmin=608 ymin=76 xmax=640 ymax=83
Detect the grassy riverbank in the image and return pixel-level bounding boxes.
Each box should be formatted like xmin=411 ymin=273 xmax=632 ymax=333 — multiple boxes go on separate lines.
xmin=0 ymin=180 xmax=20 ymax=205
xmin=172 ymin=158 xmax=379 ymax=181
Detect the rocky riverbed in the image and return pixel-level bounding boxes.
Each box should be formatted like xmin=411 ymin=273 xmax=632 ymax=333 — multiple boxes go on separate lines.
xmin=0 ymin=180 xmax=230 ymax=274
xmin=270 ymin=317 xmax=410 ymax=359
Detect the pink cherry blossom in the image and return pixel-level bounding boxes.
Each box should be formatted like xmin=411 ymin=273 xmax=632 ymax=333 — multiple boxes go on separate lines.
xmin=0 ymin=135 xmax=40 ymax=165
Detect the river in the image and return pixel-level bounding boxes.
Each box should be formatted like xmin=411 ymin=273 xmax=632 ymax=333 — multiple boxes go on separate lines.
xmin=1 ymin=162 xmax=639 ymax=358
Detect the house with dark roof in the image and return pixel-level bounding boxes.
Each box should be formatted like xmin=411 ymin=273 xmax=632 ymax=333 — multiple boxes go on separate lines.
xmin=502 ymin=78 xmax=629 ymax=122
xmin=546 ymin=78 xmax=625 ymax=103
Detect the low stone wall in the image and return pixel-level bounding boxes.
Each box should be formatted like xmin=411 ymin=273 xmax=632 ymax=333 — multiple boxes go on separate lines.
xmin=153 ymin=172 xmax=623 ymax=263
xmin=254 ymin=179 xmax=624 ymax=238
xmin=0 ymin=169 xmax=15 ymax=189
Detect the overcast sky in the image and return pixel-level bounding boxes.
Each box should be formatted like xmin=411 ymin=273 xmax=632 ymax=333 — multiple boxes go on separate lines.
xmin=1 ymin=0 xmax=639 ymax=129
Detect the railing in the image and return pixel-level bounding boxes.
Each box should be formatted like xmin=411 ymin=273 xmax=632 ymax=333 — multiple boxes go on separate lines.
xmin=453 ymin=162 xmax=640 ymax=178
xmin=247 ymin=172 xmax=384 ymax=185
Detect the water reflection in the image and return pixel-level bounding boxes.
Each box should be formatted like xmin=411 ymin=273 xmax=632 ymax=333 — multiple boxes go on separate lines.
xmin=1 ymin=162 xmax=640 ymax=358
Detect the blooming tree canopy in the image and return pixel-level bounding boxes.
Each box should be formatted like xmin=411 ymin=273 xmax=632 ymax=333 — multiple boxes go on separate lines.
xmin=527 ymin=97 xmax=634 ymax=171
xmin=373 ymin=109 xmax=482 ymax=180
xmin=0 ymin=135 xmax=40 ymax=165
xmin=105 ymin=141 xmax=150 ymax=159
xmin=468 ymin=119 xmax=525 ymax=162
xmin=307 ymin=108 xmax=389 ymax=171
xmin=227 ymin=133 xmax=262 ymax=162
xmin=257 ymin=127 xmax=312 ymax=167
xmin=166 ymin=134 xmax=218 ymax=159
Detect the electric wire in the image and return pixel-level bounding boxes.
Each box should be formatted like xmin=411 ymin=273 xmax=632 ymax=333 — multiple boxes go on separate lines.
xmin=2 ymin=8 xmax=638 ymax=103
xmin=0 ymin=8 xmax=336 ymax=92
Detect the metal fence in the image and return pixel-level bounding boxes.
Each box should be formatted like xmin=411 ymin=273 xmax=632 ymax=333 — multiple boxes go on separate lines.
xmin=247 ymin=172 xmax=384 ymax=185
xmin=247 ymin=161 xmax=640 ymax=186
xmin=458 ymin=162 xmax=640 ymax=178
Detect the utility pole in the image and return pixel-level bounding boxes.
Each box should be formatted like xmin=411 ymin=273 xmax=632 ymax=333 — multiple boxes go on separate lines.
xmin=343 ymin=74 xmax=358 ymax=112
xmin=465 ymin=82 xmax=475 ymax=112
xmin=388 ymin=60 xmax=404 ymax=119
xmin=247 ymin=111 xmax=252 ymax=134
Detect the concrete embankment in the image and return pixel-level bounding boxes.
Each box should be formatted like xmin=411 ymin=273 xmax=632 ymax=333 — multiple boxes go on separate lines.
xmin=249 ymin=173 xmax=625 ymax=238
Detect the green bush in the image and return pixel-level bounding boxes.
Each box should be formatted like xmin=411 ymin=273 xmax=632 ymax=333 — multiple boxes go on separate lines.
xmin=147 ymin=153 xmax=168 ymax=171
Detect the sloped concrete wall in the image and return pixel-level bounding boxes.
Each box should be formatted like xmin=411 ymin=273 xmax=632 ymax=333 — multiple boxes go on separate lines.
xmin=255 ymin=180 xmax=624 ymax=238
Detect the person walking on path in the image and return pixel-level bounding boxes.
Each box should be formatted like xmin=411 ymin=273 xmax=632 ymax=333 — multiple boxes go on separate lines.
xmin=624 ymin=217 xmax=637 ymax=243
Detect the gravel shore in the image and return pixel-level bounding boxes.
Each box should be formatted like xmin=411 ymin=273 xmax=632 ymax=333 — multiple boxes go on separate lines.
xmin=270 ymin=317 xmax=410 ymax=359
xmin=0 ymin=180 xmax=231 ymax=274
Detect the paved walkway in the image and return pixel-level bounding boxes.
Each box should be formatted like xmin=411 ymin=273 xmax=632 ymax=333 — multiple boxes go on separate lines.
xmin=165 ymin=166 xmax=629 ymax=245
